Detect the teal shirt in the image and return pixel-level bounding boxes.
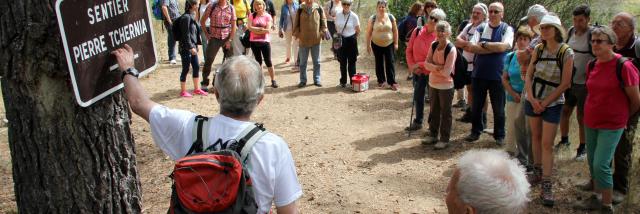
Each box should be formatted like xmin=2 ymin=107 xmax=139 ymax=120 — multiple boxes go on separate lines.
xmin=504 ymin=52 xmax=524 ymax=102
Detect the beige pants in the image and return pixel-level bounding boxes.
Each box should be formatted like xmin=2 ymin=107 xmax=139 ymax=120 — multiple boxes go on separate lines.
xmin=285 ymin=30 xmax=299 ymax=64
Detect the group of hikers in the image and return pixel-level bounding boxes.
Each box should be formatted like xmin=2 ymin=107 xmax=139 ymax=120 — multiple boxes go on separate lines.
xmin=116 ymin=0 xmax=640 ymax=213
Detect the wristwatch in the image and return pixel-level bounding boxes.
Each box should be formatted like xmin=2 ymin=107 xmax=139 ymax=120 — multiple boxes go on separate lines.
xmin=121 ymin=67 xmax=140 ymax=80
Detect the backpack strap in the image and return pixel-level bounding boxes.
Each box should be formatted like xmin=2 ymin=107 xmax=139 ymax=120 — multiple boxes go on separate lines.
xmin=413 ymin=26 xmax=422 ymax=38
xmin=187 ymin=115 xmax=210 ymax=155
xmin=233 ymin=123 xmax=268 ymax=165
xmin=616 ymin=57 xmax=631 ymax=89
xmin=566 ymin=26 xmax=575 ymax=43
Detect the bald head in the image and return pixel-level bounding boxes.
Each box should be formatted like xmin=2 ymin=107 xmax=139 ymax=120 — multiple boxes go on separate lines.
xmin=487 ymin=2 xmax=504 ymax=24
xmin=614 ymin=12 xmax=636 ymax=30
xmin=489 ymin=2 xmax=504 ymax=10
xmin=611 ymin=12 xmax=636 ymax=43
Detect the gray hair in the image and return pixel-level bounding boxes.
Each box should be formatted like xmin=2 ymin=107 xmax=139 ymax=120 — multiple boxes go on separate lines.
xmin=456 ymin=149 xmax=530 ymax=214
xmin=436 ymin=21 xmax=451 ymax=34
xmin=614 ymin=12 xmax=637 ymax=33
xmin=430 ymin=8 xmax=446 ymax=21
xmin=592 ymin=26 xmax=618 ymax=45
xmin=214 ymin=56 xmax=265 ymax=117
xmin=473 ymin=3 xmax=488 ymax=20
xmin=527 ymin=4 xmax=548 ymax=23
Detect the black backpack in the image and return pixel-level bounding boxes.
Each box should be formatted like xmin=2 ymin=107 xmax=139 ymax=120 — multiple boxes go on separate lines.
xmin=169 ymin=115 xmax=267 ymax=214
xmin=430 ymin=41 xmax=469 ymax=89
xmin=587 ymin=57 xmax=639 ymax=89
xmin=172 ymin=13 xmax=190 ymax=42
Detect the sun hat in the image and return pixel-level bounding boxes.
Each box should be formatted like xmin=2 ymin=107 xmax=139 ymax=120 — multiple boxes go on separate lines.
xmin=533 ymin=14 xmax=566 ymax=41
xmin=520 ymin=4 xmax=548 ymax=22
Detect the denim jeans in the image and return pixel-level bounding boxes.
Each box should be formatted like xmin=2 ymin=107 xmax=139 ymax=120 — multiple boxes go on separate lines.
xmin=471 ymin=78 xmax=506 ymax=139
xmin=166 ymin=23 xmax=177 ymax=61
xmin=412 ymin=74 xmax=429 ymax=125
xmin=298 ymin=44 xmax=321 ymax=84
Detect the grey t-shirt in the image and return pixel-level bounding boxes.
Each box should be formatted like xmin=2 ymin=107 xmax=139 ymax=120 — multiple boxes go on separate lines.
xmin=568 ymin=29 xmax=594 ymax=84
xmin=162 ymin=0 xmax=180 ymax=21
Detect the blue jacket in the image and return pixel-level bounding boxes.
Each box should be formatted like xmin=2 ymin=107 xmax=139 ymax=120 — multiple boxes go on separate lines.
xmin=279 ymin=2 xmax=300 ymax=32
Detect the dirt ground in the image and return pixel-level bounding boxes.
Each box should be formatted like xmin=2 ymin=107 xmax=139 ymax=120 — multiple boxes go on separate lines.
xmin=1 ymin=28 xmax=639 ymax=213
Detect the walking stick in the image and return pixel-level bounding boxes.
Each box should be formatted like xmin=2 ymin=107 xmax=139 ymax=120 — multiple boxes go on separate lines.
xmin=408 ymin=95 xmax=415 ymax=137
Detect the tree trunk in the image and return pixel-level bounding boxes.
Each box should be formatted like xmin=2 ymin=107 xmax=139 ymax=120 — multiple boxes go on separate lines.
xmin=0 ymin=0 xmax=142 ymax=213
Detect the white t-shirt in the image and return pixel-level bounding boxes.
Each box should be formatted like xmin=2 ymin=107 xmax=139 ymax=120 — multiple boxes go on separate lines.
xmin=458 ymin=22 xmax=483 ymax=71
xmin=470 ymin=22 xmax=514 ymax=49
xmin=149 ymin=105 xmax=303 ymax=213
xmin=324 ymin=0 xmax=342 ymax=22
xmin=335 ymin=11 xmax=359 ymax=37
xmin=568 ymin=28 xmax=594 ymax=84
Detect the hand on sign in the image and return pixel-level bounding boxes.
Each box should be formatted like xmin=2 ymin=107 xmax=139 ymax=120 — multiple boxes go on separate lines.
xmin=111 ymin=44 xmax=135 ymax=71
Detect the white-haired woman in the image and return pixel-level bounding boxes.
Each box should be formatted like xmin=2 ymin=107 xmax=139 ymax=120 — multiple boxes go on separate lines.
xmin=423 ymin=21 xmax=456 ymax=149
xmin=334 ymin=0 xmax=360 ymax=87
xmin=248 ymin=0 xmax=278 ymax=88
xmin=524 ymin=14 xmax=574 ymax=207
xmin=366 ymin=0 xmax=399 ymax=90
xmin=445 ymin=149 xmax=530 ymax=214
xmin=573 ymin=26 xmax=640 ymax=213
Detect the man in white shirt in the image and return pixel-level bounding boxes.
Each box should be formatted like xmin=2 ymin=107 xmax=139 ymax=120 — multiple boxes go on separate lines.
xmin=112 ymin=45 xmax=302 ymax=214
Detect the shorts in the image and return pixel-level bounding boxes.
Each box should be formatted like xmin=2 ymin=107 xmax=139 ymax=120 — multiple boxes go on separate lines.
xmin=525 ymin=101 xmax=563 ymax=124
xmin=565 ymin=84 xmax=587 ymax=111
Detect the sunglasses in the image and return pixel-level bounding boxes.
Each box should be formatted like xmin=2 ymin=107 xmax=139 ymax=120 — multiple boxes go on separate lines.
xmin=590 ymin=39 xmax=610 ymax=45
xmin=488 ymin=10 xmax=502 ymax=14
xmin=342 ymin=3 xmax=351 ymax=6
xmin=429 ymin=16 xmax=439 ymax=22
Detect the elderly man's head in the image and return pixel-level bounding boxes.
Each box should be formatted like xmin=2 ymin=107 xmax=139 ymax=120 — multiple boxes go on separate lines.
xmin=487 ymin=2 xmax=504 ymax=24
xmin=445 ymin=149 xmax=530 ymax=214
xmin=523 ymin=4 xmax=547 ymax=28
xmin=611 ymin=12 xmax=637 ymax=43
xmin=213 ymin=56 xmax=265 ymax=117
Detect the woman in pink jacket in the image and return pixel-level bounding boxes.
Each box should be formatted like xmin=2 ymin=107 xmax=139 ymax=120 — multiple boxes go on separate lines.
xmin=404 ymin=8 xmax=445 ymax=133
xmin=423 ymin=20 xmax=456 ymax=149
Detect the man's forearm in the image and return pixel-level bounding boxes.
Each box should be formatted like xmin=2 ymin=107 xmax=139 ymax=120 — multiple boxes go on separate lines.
xmin=123 ymin=75 xmax=156 ymax=122
xmin=484 ymin=42 xmax=510 ymax=53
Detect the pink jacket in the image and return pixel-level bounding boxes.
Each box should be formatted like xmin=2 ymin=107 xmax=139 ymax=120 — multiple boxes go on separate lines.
xmin=424 ymin=40 xmax=456 ymax=89
xmin=405 ymin=27 xmax=436 ymax=75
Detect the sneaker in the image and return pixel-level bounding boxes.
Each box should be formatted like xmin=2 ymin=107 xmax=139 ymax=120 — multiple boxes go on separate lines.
xmin=464 ymin=133 xmax=480 ymax=142
xmin=453 ymin=100 xmax=467 ymax=108
xmin=180 ymin=91 xmax=193 ymax=98
xmin=612 ymin=190 xmax=625 ymax=205
xmin=422 ymin=136 xmax=437 ymax=145
xmin=377 ymin=83 xmax=385 ymax=88
xmin=573 ymin=194 xmax=602 ymax=211
xmin=390 ymin=84 xmax=399 ymax=91
xmin=297 ymin=82 xmax=306 ymax=88
xmin=170 ymin=59 xmax=177 ymax=65
xmin=540 ymin=179 xmax=555 ymax=207
xmin=434 ymin=141 xmax=449 ymax=150
xmin=495 ymin=138 xmax=505 ymax=146
xmin=314 ymin=82 xmax=323 ymax=87
xmin=200 ymin=86 xmax=209 ymax=92
xmin=271 ymin=80 xmax=279 ymax=88
xmin=193 ymin=89 xmax=208 ymax=96
xmin=338 ymin=83 xmax=346 ymax=88
xmin=554 ymin=140 xmax=570 ymax=150
xmin=405 ymin=122 xmax=423 ymax=131
xmin=600 ymin=205 xmax=614 ymax=214
xmin=575 ymin=147 xmax=587 ymax=161
xmin=576 ymin=180 xmax=594 ymax=192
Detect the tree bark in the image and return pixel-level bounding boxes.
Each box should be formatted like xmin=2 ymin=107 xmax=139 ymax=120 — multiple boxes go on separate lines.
xmin=0 ymin=0 xmax=142 ymax=213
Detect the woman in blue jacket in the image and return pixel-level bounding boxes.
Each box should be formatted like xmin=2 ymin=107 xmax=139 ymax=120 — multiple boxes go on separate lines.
xmin=278 ymin=0 xmax=299 ymax=71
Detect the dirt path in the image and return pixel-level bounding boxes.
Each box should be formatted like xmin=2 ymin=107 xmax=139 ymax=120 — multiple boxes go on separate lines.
xmin=1 ymin=30 xmax=634 ymax=213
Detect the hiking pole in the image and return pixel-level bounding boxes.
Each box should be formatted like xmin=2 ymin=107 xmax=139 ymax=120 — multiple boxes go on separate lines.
xmin=408 ymin=96 xmax=415 ymax=137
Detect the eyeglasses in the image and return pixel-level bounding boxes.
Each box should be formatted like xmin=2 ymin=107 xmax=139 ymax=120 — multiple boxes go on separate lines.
xmin=488 ymin=10 xmax=502 ymax=14
xmin=430 ymin=16 xmax=439 ymax=22
xmin=611 ymin=21 xmax=630 ymax=28
xmin=590 ymin=39 xmax=610 ymax=45
xmin=342 ymin=3 xmax=351 ymax=6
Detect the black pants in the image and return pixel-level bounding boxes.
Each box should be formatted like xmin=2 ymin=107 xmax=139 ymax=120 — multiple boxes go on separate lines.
xmin=371 ymin=42 xmax=396 ymax=85
xmin=250 ymin=41 xmax=272 ymax=67
xmin=327 ymin=21 xmax=337 ymax=54
xmin=338 ymin=35 xmax=358 ymax=85
xmin=179 ymin=51 xmax=200 ymax=82
xmin=613 ymin=112 xmax=639 ymax=194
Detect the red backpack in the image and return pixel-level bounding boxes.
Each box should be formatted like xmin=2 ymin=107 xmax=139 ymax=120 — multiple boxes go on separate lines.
xmin=169 ymin=115 xmax=267 ymax=214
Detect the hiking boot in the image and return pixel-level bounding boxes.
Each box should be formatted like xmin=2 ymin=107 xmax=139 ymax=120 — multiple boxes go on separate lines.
xmin=495 ymin=138 xmax=505 ymax=146
xmin=314 ymin=82 xmax=323 ymax=87
xmin=422 ymin=135 xmax=437 ymax=145
xmin=612 ymin=190 xmax=625 ymax=205
xmin=271 ymin=80 xmax=279 ymax=88
xmin=576 ymin=180 xmax=594 ymax=192
xmin=540 ymin=179 xmax=555 ymax=207
xmin=453 ymin=100 xmax=467 ymax=108
xmin=600 ymin=204 xmax=614 ymax=214
xmin=434 ymin=141 xmax=449 ymax=150
xmin=573 ymin=194 xmax=602 ymax=210
xmin=405 ymin=123 xmax=423 ymax=131
xmin=528 ymin=166 xmax=542 ymax=186
xmin=464 ymin=133 xmax=480 ymax=142
xmin=297 ymin=82 xmax=306 ymax=88
xmin=575 ymin=147 xmax=587 ymax=161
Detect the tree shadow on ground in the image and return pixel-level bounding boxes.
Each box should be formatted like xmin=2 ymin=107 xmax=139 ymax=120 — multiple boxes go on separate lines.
xmin=150 ymin=88 xmax=182 ymax=103
xmin=352 ymin=131 xmax=420 ymax=151
xmin=283 ymin=86 xmax=353 ymax=98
